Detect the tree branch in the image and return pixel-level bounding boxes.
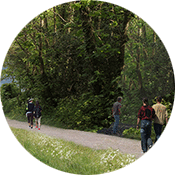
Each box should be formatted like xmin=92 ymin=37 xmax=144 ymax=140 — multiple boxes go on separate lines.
xmin=51 ymin=9 xmax=67 ymax=23
xmin=15 ymin=38 xmax=30 ymax=56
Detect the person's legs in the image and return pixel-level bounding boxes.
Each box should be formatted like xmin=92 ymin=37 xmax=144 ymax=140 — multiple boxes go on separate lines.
xmin=30 ymin=113 xmax=33 ymax=129
xmin=38 ymin=117 xmax=41 ymax=130
xmin=140 ymin=120 xmax=147 ymax=153
xmin=113 ymin=115 xmax=119 ymax=134
xmin=154 ymin=123 xmax=163 ymax=142
xmin=35 ymin=118 xmax=38 ymax=128
xmin=146 ymin=120 xmax=153 ymax=149
xmin=27 ymin=113 xmax=31 ymax=127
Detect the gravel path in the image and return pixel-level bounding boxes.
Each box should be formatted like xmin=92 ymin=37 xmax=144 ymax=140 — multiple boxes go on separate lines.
xmin=6 ymin=118 xmax=143 ymax=158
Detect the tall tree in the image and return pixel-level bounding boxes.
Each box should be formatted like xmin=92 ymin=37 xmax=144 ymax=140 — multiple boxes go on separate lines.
xmin=121 ymin=16 xmax=174 ymax=117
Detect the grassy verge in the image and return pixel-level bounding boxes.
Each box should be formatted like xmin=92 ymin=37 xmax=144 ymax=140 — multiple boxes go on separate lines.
xmin=11 ymin=127 xmax=136 ymax=174
xmin=5 ymin=111 xmax=68 ymax=130
xmin=122 ymin=127 xmax=141 ymax=140
xmin=5 ymin=111 xmax=102 ymax=133
xmin=122 ymin=125 xmax=166 ymax=142
xmin=6 ymin=111 xmax=166 ymax=143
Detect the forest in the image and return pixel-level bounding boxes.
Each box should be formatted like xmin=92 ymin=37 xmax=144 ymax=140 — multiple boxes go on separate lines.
xmin=1 ymin=0 xmax=174 ymax=131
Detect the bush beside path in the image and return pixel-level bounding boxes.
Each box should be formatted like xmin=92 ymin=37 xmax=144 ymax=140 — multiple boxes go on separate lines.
xmin=6 ymin=118 xmax=143 ymax=158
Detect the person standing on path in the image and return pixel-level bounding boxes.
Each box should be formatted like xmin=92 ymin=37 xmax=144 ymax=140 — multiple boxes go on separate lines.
xmin=25 ymin=100 xmax=29 ymax=117
xmin=26 ymin=98 xmax=35 ymax=129
xmin=112 ymin=97 xmax=122 ymax=134
xmin=33 ymin=101 xmax=42 ymax=130
xmin=152 ymin=96 xmax=168 ymax=142
xmin=137 ymin=97 xmax=155 ymax=153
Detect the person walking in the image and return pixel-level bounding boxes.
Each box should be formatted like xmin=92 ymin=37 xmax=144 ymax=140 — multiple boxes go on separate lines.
xmin=137 ymin=97 xmax=155 ymax=153
xmin=33 ymin=101 xmax=42 ymax=130
xmin=25 ymin=100 xmax=29 ymax=117
xmin=26 ymin=98 xmax=35 ymax=129
xmin=152 ymin=96 xmax=168 ymax=142
xmin=112 ymin=97 xmax=122 ymax=135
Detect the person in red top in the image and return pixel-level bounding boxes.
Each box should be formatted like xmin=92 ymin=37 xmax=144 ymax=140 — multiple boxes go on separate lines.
xmin=33 ymin=101 xmax=42 ymax=130
xmin=137 ymin=97 xmax=155 ymax=153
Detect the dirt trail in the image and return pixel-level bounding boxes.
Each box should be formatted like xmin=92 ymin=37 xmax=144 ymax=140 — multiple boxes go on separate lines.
xmin=6 ymin=118 xmax=143 ymax=158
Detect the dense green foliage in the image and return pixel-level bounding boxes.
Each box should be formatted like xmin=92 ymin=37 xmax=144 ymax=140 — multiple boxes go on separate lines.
xmin=1 ymin=1 xmax=174 ymax=130
xmin=11 ymin=127 xmax=136 ymax=174
xmin=120 ymin=17 xmax=174 ymax=119
xmin=123 ymin=125 xmax=166 ymax=142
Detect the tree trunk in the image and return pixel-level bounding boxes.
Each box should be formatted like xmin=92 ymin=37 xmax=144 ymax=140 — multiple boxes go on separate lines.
xmin=136 ymin=18 xmax=145 ymax=97
xmin=39 ymin=16 xmax=44 ymax=75
xmin=53 ymin=7 xmax=57 ymax=45
xmin=152 ymin=31 xmax=156 ymax=55
xmin=79 ymin=3 xmax=102 ymax=95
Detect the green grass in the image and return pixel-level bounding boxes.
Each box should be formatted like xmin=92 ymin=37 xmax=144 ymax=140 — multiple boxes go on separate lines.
xmin=122 ymin=125 xmax=166 ymax=142
xmin=11 ymin=127 xmax=136 ymax=174
xmin=5 ymin=111 xmax=68 ymax=130
xmin=5 ymin=111 xmax=102 ymax=133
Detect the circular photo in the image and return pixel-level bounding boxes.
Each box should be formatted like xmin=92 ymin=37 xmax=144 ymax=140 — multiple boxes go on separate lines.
xmin=1 ymin=1 xmax=174 ymax=174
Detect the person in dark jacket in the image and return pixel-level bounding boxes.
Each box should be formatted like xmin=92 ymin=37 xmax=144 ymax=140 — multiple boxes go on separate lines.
xmin=137 ymin=97 xmax=155 ymax=153
xmin=33 ymin=101 xmax=42 ymax=130
xmin=26 ymin=98 xmax=35 ymax=129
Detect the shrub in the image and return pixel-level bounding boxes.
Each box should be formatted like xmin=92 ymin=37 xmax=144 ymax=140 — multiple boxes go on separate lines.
xmin=55 ymin=94 xmax=113 ymax=131
xmin=123 ymin=127 xmax=141 ymax=140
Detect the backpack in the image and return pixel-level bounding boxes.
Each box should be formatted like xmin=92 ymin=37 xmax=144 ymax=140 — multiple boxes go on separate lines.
xmin=35 ymin=106 xmax=41 ymax=118
xmin=140 ymin=106 xmax=155 ymax=120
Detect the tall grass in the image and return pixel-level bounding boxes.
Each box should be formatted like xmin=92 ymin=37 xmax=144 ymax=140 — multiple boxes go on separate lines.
xmin=11 ymin=127 xmax=136 ymax=174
